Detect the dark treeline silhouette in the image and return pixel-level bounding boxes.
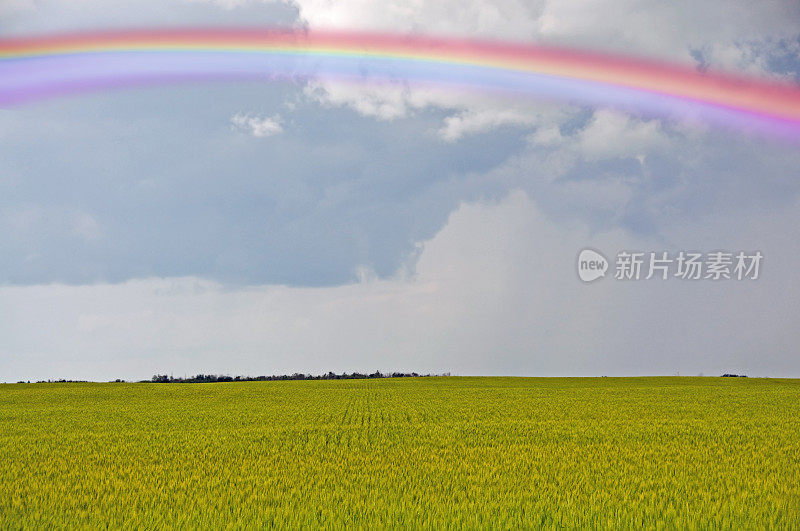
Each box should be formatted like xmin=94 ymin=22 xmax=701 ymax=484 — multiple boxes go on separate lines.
xmin=28 ymin=379 xmax=89 ymax=384
xmin=12 ymin=372 xmax=448 ymax=384
xmin=9 ymin=373 xmax=759 ymax=384
xmin=146 ymin=371 xmax=449 ymax=383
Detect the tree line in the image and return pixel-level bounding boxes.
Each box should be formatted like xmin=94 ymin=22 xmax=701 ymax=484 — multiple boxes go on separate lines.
xmin=146 ymin=371 xmax=450 ymax=383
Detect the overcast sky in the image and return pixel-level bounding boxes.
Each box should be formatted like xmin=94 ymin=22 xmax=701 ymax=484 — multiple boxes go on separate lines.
xmin=1 ymin=0 xmax=799 ymax=381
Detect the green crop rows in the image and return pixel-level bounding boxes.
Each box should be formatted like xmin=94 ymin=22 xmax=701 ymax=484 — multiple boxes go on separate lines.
xmin=1 ymin=377 xmax=798 ymax=527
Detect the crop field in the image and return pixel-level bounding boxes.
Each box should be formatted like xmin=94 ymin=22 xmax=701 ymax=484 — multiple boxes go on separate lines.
xmin=1 ymin=377 xmax=799 ymax=527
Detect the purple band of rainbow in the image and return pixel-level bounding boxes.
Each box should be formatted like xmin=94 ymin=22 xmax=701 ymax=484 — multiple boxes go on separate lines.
xmin=2 ymin=28 xmax=799 ymax=139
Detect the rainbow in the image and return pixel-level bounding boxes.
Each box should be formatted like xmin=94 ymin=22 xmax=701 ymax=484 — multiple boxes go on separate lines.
xmin=2 ymin=28 xmax=800 ymax=139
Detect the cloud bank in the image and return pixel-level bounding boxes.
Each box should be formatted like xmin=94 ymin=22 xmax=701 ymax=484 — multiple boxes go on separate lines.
xmin=3 ymin=190 xmax=799 ymax=382
xmin=231 ymin=113 xmax=284 ymax=137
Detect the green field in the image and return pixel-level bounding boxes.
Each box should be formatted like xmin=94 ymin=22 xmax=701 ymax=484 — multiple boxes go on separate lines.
xmin=1 ymin=377 xmax=798 ymax=527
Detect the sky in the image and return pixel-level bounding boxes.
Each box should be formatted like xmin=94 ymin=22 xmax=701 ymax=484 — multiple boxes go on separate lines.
xmin=1 ymin=0 xmax=800 ymax=381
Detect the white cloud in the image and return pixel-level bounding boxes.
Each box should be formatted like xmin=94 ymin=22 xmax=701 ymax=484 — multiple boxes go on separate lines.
xmin=526 ymin=109 xmax=669 ymax=159
xmin=438 ymin=104 xmax=559 ymax=142
xmin=304 ymin=82 xmax=411 ymax=120
xmin=290 ymin=0 xmax=800 ymax=139
xmin=294 ymin=0 xmax=543 ymax=42
xmin=303 ymin=80 xmax=578 ymax=141
xmin=294 ymin=0 xmax=799 ymax=65
xmin=231 ymin=113 xmax=284 ymax=137
xmin=576 ymin=110 xmax=666 ymax=160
